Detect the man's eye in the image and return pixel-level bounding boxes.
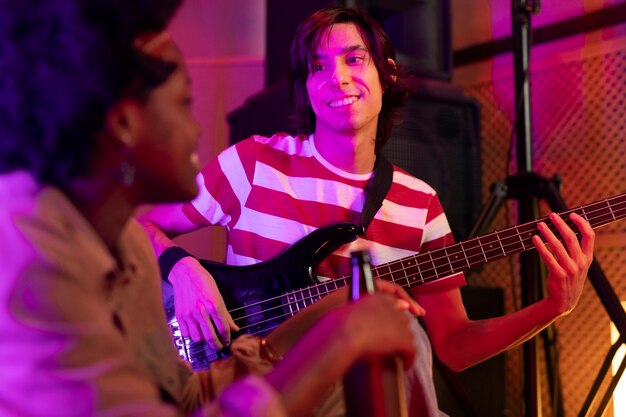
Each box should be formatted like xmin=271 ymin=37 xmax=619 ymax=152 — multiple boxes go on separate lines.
xmin=312 ymin=64 xmax=324 ymax=72
xmin=348 ymin=56 xmax=363 ymax=64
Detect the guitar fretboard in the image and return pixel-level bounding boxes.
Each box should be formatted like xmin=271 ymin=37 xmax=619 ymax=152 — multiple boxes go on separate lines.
xmin=283 ymin=193 xmax=626 ymax=314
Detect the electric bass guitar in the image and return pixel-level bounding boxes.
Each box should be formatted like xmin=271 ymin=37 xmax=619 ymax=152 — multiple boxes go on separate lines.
xmin=164 ymin=194 xmax=626 ymax=370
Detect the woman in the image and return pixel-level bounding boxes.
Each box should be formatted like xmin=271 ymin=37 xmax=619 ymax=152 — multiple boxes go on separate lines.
xmin=0 ymin=1 xmax=420 ymax=416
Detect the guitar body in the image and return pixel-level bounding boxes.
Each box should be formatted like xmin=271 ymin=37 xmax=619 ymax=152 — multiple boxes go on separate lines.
xmin=163 ymin=222 xmax=359 ymax=369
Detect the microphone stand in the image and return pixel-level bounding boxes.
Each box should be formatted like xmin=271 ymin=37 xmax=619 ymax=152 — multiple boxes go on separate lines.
xmin=468 ymin=1 xmax=626 ymax=415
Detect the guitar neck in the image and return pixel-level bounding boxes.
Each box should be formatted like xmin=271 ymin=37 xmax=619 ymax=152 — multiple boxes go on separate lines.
xmin=310 ymin=193 xmax=626 ymax=298
xmin=374 ymin=193 xmax=626 ymax=291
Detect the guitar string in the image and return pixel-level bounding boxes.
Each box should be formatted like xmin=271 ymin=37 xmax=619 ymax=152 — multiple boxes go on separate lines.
xmin=224 ymin=197 xmax=626 ymax=326
xmin=173 ymin=196 xmax=626 ymax=357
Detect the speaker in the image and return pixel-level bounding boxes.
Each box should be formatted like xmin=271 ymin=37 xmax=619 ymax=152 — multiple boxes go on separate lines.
xmin=381 ymin=83 xmax=482 ymax=241
xmin=265 ymin=0 xmax=452 ymax=86
xmin=266 ymin=0 xmax=342 ymax=87
xmin=227 ymin=78 xmax=294 ymax=144
xmin=362 ymin=0 xmax=452 ymax=81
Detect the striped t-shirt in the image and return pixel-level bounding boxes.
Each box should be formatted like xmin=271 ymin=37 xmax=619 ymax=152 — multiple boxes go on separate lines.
xmin=182 ymin=133 xmax=465 ymax=295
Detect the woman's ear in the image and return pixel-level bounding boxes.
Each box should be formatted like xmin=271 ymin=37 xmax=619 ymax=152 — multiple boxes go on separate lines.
xmin=105 ymin=99 xmax=142 ymax=148
xmin=387 ymin=58 xmax=398 ymax=82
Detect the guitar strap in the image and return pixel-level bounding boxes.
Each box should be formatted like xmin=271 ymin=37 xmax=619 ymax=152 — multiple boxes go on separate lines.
xmin=359 ymin=154 xmax=394 ymax=237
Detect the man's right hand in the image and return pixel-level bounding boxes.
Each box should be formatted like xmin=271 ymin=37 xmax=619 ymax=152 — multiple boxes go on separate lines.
xmin=168 ymin=256 xmax=239 ymax=349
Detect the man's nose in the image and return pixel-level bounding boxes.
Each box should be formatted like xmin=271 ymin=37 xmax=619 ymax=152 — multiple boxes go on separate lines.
xmin=330 ymin=62 xmax=350 ymax=87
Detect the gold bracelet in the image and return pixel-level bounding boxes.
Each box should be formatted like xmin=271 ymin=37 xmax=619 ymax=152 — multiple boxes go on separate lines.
xmin=259 ymin=338 xmax=283 ymax=364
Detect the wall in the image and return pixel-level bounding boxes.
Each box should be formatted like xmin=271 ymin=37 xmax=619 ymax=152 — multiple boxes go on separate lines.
xmin=160 ymin=0 xmax=266 ymax=262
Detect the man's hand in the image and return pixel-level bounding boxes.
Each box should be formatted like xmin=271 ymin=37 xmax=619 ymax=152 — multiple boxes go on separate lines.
xmin=168 ymin=256 xmax=239 ymax=349
xmin=375 ymin=279 xmax=426 ymax=317
xmin=533 ymin=212 xmax=595 ymax=317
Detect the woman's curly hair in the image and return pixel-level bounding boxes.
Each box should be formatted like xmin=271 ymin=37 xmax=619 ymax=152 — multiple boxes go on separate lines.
xmin=0 ymin=0 xmax=182 ymax=186
xmin=287 ymin=6 xmax=413 ymax=153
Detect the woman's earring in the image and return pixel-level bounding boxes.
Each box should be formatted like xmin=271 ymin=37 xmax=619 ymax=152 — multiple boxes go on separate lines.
xmin=119 ymin=133 xmax=135 ymax=186
xmin=120 ymin=156 xmax=136 ymax=186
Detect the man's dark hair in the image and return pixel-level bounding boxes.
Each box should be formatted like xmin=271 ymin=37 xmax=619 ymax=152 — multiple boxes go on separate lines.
xmin=0 ymin=0 xmax=183 ymax=186
xmin=287 ymin=6 xmax=413 ymax=152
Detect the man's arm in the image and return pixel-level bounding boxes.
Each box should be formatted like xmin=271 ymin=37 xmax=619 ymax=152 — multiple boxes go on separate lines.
xmin=139 ymin=204 xmax=238 ymax=349
xmin=419 ymin=212 xmax=595 ymax=371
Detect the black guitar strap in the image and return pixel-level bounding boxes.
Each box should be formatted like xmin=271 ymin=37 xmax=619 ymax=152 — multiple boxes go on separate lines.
xmin=359 ymin=154 xmax=394 ymax=237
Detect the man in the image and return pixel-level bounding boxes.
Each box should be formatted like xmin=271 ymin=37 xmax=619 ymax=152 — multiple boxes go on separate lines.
xmin=140 ymin=6 xmax=595 ymax=415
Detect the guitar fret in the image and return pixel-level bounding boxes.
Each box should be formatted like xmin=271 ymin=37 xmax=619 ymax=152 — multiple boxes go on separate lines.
xmin=293 ymin=290 xmax=302 ymax=313
xmin=298 ymin=288 xmax=306 ymax=310
xmin=478 ymin=238 xmax=488 ymax=263
xmin=412 ymin=256 xmax=424 ymax=285
xmin=445 ymin=244 xmax=468 ymax=273
xmin=580 ymin=205 xmax=589 ymax=223
xmin=496 ymin=232 xmax=506 ymax=255
xmin=294 ymin=289 xmax=303 ymax=312
xmin=321 ymin=281 xmax=331 ymax=296
xmin=596 ymin=207 xmax=616 ymax=225
xmin=330 ymin=279 xmax=340 ymax=294
xmin=312 ymin=286 xmax=320 ymax=305
xmin=373 ymin=263 xmax=390 ymax=282
xmin=432 ymin=249 xmax=453 ymax=277
xmin=517 ymin=222 xmax=537 ymax=249
xmin=401 ymin=257 xmax=418 ymax=286
xmin=286 ymin=291 xmax=296 ymax=316
xmin=414 ymin=252 xmax=436 ymax=281
xmin=607 ymin=200 xmax=616 ymax=220
xmin=387 ymin=259 xmax=406 ymax=284
xmin=460 ymin=239 xmax=483 ymax=269
xmin=428 ymin=252 xmax=437 ymax=278
xmin=499 ymin=227 xmax=525 ymax=254
xmin=480 ymin=233 xmax=503 ymax=262
xmin=514 ymin=224 xmax=526 ymax=251
xmin=293 ymin=290 xmax=304 ymax=313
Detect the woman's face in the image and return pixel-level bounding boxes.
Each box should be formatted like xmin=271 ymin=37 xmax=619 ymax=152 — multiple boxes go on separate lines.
xmin=131 ymin=37 xmax=201 ymax=204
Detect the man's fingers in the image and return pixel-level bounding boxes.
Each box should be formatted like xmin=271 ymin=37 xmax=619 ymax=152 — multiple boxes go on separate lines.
xmin=571 ymin=212 xmax=595 ymax=257
xmin=178 ymin=318 xmax=191 ymax=339
xmin=186 ymin=319 xmax=204 ymax=344
xmin=212 ymin=313 xmax=232 ymax=347
xmin=228 ymin=315 xmax=240 ymax=332
xmin=395 ymin=299 xmax=426 ymax=317
xmin=194 ymin=306 xmax=222 ymax=350
xmin=376 ymin=280 xmax=425 ymax=316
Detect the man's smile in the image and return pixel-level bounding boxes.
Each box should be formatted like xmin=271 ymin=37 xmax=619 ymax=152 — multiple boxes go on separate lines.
xmin=328 ymin=95 xmax=360 ymax=108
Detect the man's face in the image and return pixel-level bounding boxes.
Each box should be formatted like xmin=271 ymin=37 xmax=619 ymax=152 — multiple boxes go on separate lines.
xmin=305 ymin=23 xmax=384 ymax=139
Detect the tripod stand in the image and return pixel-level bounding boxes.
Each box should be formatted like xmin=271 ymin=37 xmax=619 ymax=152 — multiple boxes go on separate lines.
xmin=468 ymin=1 xmax=626 ymax=416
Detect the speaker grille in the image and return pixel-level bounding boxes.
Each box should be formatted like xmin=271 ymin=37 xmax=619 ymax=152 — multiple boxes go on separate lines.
xmin=382 ymin=84 xmax=482 ymax=241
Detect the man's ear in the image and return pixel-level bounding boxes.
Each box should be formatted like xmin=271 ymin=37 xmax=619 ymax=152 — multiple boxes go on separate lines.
xmin=105 ymin=99 xmax=143 ymax=147
xmin=387 ymin=58 xmax=398 ymax=82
